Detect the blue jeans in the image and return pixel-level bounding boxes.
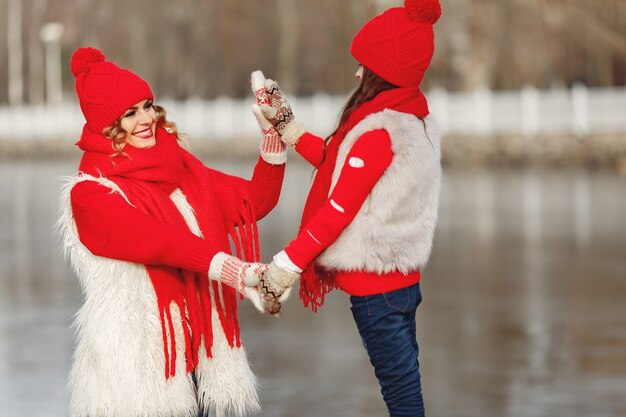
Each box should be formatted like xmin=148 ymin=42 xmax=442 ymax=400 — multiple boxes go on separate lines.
xmin=350 ymin=284 xmax=424 ymax=417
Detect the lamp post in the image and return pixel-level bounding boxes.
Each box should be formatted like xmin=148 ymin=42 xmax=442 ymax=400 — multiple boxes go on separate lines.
xmin=40 ymin=22 xmax=64 ymax=105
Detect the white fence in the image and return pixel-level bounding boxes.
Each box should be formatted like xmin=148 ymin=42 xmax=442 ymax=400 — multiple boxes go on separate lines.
xmin=1 ymin=84 xmax=625 ymax=142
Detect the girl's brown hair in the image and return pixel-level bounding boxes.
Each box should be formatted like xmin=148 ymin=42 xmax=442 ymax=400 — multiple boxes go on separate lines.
xmin=327 ymin=67 xmax=397 ymax=142
xmin=102 ymin=103 xmax=178 ymax=159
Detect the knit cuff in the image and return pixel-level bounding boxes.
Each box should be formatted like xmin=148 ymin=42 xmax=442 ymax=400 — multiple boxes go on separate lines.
xmin=273 ymin=250 xmax=303 ymax=274
xmin=208 ymin=251 xmax=231 ymax=281
xmin=281 ymin=121 xmax=306 ymax=146
xmin=185 ymin=244 xmax=217 ymax=274
xmin=295 ymin=133 xmax=325 ymax=167
xmin=260 ymin=148 xmax=287 ymax=165
xmin=284 ymin=241 xmax=316 ymax=272
xmin=267 ymin=261 xmax=299 ymax=289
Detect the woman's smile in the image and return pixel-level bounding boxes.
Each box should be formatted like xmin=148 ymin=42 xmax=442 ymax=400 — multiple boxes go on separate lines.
xmin=132 ymin=126 xmax=154 ymax=139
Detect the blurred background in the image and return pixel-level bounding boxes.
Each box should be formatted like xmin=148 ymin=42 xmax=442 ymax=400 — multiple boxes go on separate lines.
xmin=1 ymin=0 xmax=625 ymax=416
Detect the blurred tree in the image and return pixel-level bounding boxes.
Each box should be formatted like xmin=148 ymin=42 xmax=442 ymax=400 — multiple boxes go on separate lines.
xmin=7 ymin=0 xmax=24 ymax=105
xmin=276 ymin=0 xmax=299 ymax=92
xmin=1 ymin=0 xmax=625 ymax=105
xmin=536 ymin=0 xmax=626 ymax=86
xmin=27 ymin=0 xmax=47 ymax=104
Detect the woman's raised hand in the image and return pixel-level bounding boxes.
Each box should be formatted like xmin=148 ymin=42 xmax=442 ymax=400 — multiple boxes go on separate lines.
xmin=251 ymin=71 xmax=287 ymax=165
xmin=250 ymin=70 xmax=306 ymax=146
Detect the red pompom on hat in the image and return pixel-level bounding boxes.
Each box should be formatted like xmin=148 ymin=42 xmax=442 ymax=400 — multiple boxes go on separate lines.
xmin=351 ymin=0 xmax=441 ymax=87
xmin=71 ymin=47 xmax=154 ymax=134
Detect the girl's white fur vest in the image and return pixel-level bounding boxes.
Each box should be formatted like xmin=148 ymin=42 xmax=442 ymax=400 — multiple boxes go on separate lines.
xmin=317 ymin=110 xmax=442 ymax=274
xmin=58 ymin=175 xmax=259 ymax=417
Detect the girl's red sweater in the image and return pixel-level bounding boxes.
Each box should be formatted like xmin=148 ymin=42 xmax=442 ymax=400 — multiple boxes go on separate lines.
xmin=287 ymin=131 xmax=420 ymax=296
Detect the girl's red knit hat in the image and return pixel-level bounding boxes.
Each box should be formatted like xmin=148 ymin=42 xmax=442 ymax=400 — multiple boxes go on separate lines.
xmin=351 ymin=0 xmax=441 ymax=87
xmin=71 ymin=47 xmax=154 ymax=134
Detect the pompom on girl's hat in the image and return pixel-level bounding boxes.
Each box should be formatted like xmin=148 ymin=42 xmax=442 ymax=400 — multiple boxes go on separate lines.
xmin=71 ymin=47 xmax=153 ymax=133
xmin=351 ymin=0 xmax=441 ymax=87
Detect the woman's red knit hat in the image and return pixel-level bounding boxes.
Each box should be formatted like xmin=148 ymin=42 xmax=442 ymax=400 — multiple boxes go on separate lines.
xmin=71 ymin=47 xmax=154 ymax=133
xmin=351 ymin=0 xmax=441 ymax=87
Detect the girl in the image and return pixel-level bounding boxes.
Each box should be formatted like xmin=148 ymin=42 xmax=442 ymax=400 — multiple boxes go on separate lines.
xmin=256 ymin=1 xmax=442 ymax=415
xmin=58 ymin=47 xmax=285 ymax=417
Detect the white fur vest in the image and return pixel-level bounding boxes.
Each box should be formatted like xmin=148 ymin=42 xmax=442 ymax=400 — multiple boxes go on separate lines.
xmin=316 ymin=110 xmax=441 ymax=274
xmin=58 ymin=174 xmax=259 ymax=417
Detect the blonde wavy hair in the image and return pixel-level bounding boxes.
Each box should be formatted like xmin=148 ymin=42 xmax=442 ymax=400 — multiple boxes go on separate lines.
xmin=102 ymin=104 xmax=180 ymax=159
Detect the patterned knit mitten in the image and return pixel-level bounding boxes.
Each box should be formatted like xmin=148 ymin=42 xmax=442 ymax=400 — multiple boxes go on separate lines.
xmin=208 ymin=252 xmax=270 ymax=313
xmin=251 ymin=71 xmax=287 ymax=164
xmin=258 ymin=261 xmax=300 ymax=316
xmin=259 ymin=79 xmax=306 ymax=147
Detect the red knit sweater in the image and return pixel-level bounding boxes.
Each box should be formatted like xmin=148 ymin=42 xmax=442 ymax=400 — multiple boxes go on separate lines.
xmin=71 ymin=157 xmax=283 ymax=273
xmin=288 ymin=131 xmax=421 ymax=296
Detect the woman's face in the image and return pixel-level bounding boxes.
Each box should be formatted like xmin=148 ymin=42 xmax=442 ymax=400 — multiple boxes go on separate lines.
xmin=120 ymin=99 xmax=157 ymax=148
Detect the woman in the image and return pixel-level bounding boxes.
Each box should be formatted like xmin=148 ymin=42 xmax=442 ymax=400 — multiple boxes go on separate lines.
xmin=256 ymin=1 xmax=442 ymax=416
xmin=58 ymin=47 xmax=285 ymax=417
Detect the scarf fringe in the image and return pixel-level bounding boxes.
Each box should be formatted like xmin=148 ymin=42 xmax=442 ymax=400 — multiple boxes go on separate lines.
xmin=161 ymin=196 xmax=260 ymax=378
xmin=165 ymin=305 xmax=177 ymax=377
xmin=184 ymin=275 xmax=203 ymax=367
xmin=159 ymin=296 xmax=186 ymax=379
xmin=211 ymin=281 xmax=232 ymax=345
xmin=181 ymin=307 xmax=193 ymax=373
xmin=227 ymin=201 xmax=260 ymax=272
xmin=299 ymin=267 xmax=337 ymax=313
xmin=198 ymin=275 xmax=214 ymax=359
xmin=174 ymin=192 xmax=261 ymax=374
xmin=159 ymin=306 xmax=171 ymax=379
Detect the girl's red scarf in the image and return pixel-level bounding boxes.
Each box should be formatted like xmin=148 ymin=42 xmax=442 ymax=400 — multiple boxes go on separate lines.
xmin=76 ymin=126 xmax=259 ymax=378
xmin=299 ymin=87 xmax=430 ymax=311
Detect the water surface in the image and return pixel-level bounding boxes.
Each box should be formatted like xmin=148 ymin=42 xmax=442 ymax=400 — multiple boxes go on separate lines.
xmin=0 ymin=158 xmax=625 ymax=417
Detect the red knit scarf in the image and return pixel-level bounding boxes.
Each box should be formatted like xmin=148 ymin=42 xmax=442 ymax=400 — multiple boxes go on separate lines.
xmin=298 ymin=87 xmax=430 ymax=311
xmin=76 ymin=126 xmax=260 ymax=378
